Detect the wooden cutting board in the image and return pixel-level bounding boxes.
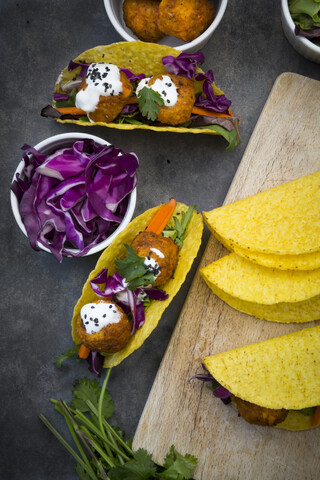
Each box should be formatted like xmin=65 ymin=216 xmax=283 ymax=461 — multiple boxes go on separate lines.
xmin=132 ymin=73 xmax=320 ymax=479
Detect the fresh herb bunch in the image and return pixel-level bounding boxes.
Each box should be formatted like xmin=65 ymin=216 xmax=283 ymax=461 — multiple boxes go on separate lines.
xmin=40 ymin=370 xmax=197 ymax=479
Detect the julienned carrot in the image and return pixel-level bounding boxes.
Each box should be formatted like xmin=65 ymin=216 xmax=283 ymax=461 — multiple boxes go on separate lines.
xmin=146 ymin=198 xmax=177 ymax=236
xmin=78 ymin=344 xmax=91 ymax=359
xmin=191 ymin=106 xmax=234 ymax=118
xmin=56 ymin=107 xmax=86 ymax=115
xmin=311 ymin=405 xmax=320 ymax=426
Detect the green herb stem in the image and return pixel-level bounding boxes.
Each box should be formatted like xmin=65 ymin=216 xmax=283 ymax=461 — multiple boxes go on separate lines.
xmin=39 ymin=414 xmax=98 ymax=480
xmin=86 ymin=400 xmax=133 ymax=459
xmin=80 ymin=425 xmax=116 ymax=469
xmin=98 ymin=368 xmax=112 ymax=438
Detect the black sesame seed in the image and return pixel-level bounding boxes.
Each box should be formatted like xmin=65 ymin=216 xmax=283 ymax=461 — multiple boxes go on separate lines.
xmin=85 ymin=321 xmax=89 ymax=325
xmin=103 ymin=314 xmax=106 ymax=318
xmin=91 ymin=306 xmax=95 ymax=309
xmin=84 ymin=314 xmax=87 ymax=319
xmin=109 ymin=305 xmax=113 ymax=309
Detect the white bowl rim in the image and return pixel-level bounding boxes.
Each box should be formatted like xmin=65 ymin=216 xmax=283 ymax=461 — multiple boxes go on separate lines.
xmin=281 ymin=0 xmax=320 ymax=54
xmin=10 ymin=132 xmax=137 ymax=257
xmin=104 ymin=0 xmax=228 ymax=52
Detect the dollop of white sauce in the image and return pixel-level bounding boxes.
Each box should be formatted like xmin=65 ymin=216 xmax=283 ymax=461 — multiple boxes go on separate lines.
xmin=136 ymin=75 xmax=178 ymax=107
xmin=150 ymin=247 xmax=165 ymax=259
xmin=75 ymin=63 xmax=123 ymax=113
xmin=81 ymin=302 xmax=121 ymax=335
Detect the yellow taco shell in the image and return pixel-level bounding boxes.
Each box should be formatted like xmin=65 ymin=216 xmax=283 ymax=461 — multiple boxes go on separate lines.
xmin=214 ymin=229 xmax=320 ymax=271
xmin=72 ymin=202 xmax=203 ymax=367
xmin=203 ymin=170 xmax=320 ymax=256
xmin=200 ymin=253 xmax=320 ymax=322
xmin=53 ymin=41 xmax=237 ymax=137
xmin=203 ymin=325 xmax=320 ymax=430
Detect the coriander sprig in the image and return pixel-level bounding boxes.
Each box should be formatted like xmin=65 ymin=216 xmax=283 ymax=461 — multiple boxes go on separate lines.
xmin=39 ymin=370 xmax=197 ymax=479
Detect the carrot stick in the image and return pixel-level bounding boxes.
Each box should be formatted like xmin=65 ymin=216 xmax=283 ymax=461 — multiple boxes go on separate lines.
xmin=146 ymin=198 xmax=177 ymax=235
xmin=311 ymin=406 xmax=320 ymax=426
xmin=78 ymin=344 xmax=91 ymax=359
xmin=122 ymin=84 xmax=133 ymax=98
xmin=56 ymin=107 xmax=86 ymax=115
xmin=192 ymin=106 xmax=234 ymax=118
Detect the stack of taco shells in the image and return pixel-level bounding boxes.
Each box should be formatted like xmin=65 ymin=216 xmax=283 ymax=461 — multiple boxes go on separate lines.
xmin=200 ymin=170 xmax=320 ymax=323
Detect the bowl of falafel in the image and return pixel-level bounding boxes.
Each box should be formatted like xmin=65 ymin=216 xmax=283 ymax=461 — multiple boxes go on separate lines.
xmin=104 ymin=0 xmax=228 ymax=52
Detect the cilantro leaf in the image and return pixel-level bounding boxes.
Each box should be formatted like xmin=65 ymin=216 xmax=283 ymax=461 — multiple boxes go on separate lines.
xmin=71 ymin=377 xmax=114 ymax=419
xmin=115 ymin=245 xmax=155 ymax=290
xmin=161 ymin=445 xmax=198 ymax=479
xmin=108 ymin=448 xmax=157 ymax=480
xmin=137 ymin=86 xmax=164 ymax=121
xmin=54 ymin=345 xmax=79 ymax=369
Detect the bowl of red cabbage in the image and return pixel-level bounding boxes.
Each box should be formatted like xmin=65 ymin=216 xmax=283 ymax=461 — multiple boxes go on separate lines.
xmin=10 ymin=132 xmax=138 ymax=262
xmin=281 ymin=0 xmax=320 ymax=64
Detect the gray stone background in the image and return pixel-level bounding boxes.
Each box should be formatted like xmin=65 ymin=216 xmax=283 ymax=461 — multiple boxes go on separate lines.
xmin=1 ymin=1 xmax=319 ymax=478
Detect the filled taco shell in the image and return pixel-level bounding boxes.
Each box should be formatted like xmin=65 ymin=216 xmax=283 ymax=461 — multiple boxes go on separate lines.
xmin=72 ymin=202 xmax=203 ymax=367
xmin=53 ymin=41 xmax=236 ymax=138
xmin=203 ymin=325 xmax=320 ymax=430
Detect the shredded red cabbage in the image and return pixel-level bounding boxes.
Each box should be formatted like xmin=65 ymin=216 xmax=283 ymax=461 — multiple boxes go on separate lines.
xmin=190 ymin=364 xmax=231 ymax=400
xmin=89 ymin=267 xmax=168 ymax=336
xmin=120 ymin=68 xmax=145 ymax=83
xmin=53 ymin=92 xmax=70 ymax=101
xmin=11 ymin=139 xmax=138 ymax=262
xmin=68 ymin=60 xmax=89 ymax=77
xmin=213 ymin=385 xmax=231 ymax=399
xmin=163 ymin=52 xmax=232 ymax=114
xmin=87 ymin=351 xmax=104 ymax=376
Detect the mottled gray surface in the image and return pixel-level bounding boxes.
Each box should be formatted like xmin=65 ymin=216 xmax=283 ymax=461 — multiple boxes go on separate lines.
xmin=1 ymin=1 xmax=319 ymax=478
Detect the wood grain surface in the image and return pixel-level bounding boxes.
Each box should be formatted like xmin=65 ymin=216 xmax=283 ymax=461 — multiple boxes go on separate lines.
xmin=132 ymin=73 xmax=320 ymax=479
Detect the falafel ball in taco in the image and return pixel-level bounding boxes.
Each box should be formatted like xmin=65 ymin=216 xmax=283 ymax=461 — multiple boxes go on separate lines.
xmin=72 ymin=199 xmax=203 ymax=369
xmin=41 ymin=42 xmax=239 ymax=151
xmin=192 ymin=326 xmax=320 ymax=430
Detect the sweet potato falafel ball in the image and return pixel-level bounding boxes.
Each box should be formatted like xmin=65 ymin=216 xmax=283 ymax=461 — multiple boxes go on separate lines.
xmin=234 ymin=397 xmax=288 ymax=427
xmin=131 ymin=231 xmax=179 ymax=286
xmin=76 ymin=300 xmax=131 ymax=353
xmin=139 ymin=74 xmax=195 ymax=125
xmin=79 ymin=69 xmax=133 ymax=123
xmin=158 ymin=0 xmax=215 ymax=43
xmin=123 ymin=0 xmax=165 ymax=43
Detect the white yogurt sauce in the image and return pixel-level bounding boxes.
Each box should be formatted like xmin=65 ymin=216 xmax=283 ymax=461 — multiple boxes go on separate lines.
xmin=80 ymin=302 xmax=121 ymax=335
xmin=150 ymin=247 xmax=165 ymax=259
xmin=136 ymin=75 xmax=178 ymax=107
xmin=75 ymin=63 xmax=123 ymax=113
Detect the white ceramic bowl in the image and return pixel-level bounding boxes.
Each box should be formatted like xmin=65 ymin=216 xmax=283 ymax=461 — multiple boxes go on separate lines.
xmin=11 ymin=132 xmax=137 ymax=258
xmin=104 ymin=0 xmax=228 ymax=53
xmin=281 ymin=0 xmax=320 ymax=64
